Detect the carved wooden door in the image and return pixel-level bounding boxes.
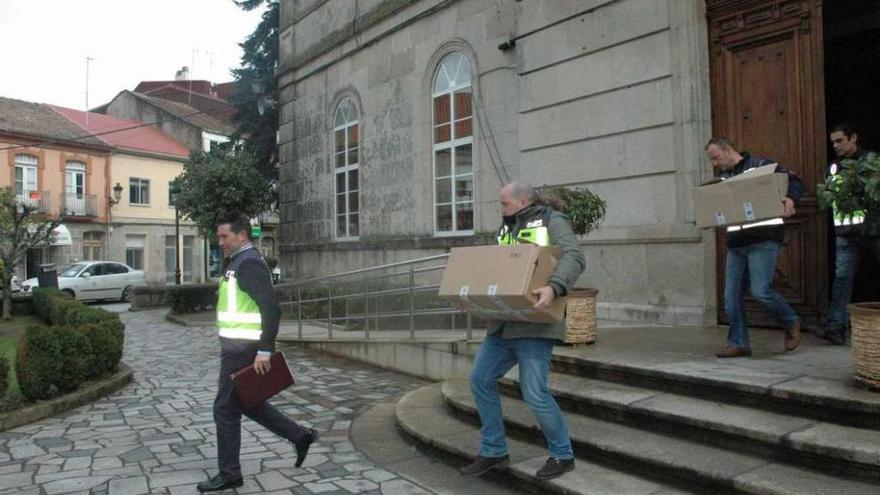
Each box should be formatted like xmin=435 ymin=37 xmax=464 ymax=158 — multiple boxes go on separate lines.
xmin=707 ymin=0 xmax=829 ymax=326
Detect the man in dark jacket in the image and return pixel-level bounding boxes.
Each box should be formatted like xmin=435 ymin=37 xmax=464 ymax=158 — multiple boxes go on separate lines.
xmin=705 ymin=138 xmax=804 ymax=358
xmin=198 ymin=212 xmax=317 ymax=492
xmin=460 ymin=182 xmax=585 ymax=480
xmin=823 ymin=123 xmax=878 ymax=344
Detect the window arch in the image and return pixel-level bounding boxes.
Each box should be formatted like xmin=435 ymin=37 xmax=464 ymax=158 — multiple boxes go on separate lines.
xmin=432 ymin=52 xmax=474 ymax=234
xmin=333 ymin=97 xmax=360 ymax=239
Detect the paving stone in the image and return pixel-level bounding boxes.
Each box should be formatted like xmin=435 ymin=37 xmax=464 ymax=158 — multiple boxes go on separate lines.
xmin=42 ymin=475 xmax=111 ymax=495
xmin=257 ymin=471 xmax=298 ymax=491
xmin=107 ymin=475 xmax=149 ymax=495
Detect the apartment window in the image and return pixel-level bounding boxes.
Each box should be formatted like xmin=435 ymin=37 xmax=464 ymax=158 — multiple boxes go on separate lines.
xmin=183 ymin=235 xmax=194 ymax=283
xmin=333 ymin=97 xmax=360 ymax=239
xmin=129 ymin=178 xmax=150 ymax=205
xmin=14 ymin=154 xmax=38 ymax=202
xmin=125 ymin=235 xmax=145 ymax=270
xmin=82 ymin=231 xmax=103 ymax=261
xmin=65 ymin=161 xmax=86 ymax=215
xmin=165 ymin=235 xmax=177 ymax=284
xmin=432 ymin=52 xmax=474 ymax=234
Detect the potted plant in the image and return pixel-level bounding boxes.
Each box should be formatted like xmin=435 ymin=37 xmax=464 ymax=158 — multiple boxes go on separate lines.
xmin=538 ymin=186 xmax=607 ymax=345
xmin=819 ymin=151 xmax=880 ymax=390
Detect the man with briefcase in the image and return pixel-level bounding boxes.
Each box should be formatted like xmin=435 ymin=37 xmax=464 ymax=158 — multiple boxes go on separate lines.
xmin=198 ymin=211 xmax=318 ymax=492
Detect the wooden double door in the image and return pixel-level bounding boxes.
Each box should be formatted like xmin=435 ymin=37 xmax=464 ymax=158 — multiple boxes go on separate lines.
xmin=707 ymin=0 xmax=829 ymax=326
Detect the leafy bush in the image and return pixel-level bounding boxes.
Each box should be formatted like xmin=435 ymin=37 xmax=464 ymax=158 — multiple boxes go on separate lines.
xmin=33 ymin=287 xmax=69 ymax=322
xmin=0 ymin=353 xmax=8 ymax=399
xmin=16 ymin=290 xmax=125 ymax=400
xmin=167 ymin=284 xmax=218 ymax=314
xmin=538 ymin=186 xmax=607 ymax=236
xmin=17 ymin=325 xmax=92 ymax=400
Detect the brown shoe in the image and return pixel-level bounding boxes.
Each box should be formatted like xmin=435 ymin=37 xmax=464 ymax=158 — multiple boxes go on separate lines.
xmin=716 ymin=346 xmax=752 ymax=358
xmin=785 ymin=319 xmax=802 ymax=352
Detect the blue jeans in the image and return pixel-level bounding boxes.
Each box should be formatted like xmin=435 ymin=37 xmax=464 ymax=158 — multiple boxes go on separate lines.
xmin=827 ymin=236 xmax=864 ymax=328
xmin=724 ymin=240 xmax=799 ymax=349
xmin=469 ymin=334 xmax=573 ymax=460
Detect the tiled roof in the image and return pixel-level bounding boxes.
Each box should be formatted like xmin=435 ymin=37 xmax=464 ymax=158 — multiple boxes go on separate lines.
xmin=130 ymin=92 xmax=237 ymax=135
xmin=0 ymin=97 xmax=109 ymax=148
xmin=49 ymin=105 xmax=190 ymax=158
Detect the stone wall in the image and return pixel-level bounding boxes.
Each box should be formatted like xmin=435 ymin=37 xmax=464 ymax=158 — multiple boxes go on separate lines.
xmin=278 ymin=0 xmax=717 ymax=325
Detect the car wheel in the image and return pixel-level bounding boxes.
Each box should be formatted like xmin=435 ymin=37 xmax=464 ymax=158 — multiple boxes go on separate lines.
xmin=62 ymin=289 xmax=76 ymax=299
xmin=121 ymin=286 xmax=132 ymax=303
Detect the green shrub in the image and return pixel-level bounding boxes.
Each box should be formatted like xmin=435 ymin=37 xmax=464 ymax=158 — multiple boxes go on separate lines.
xmin=79 ymin=320 xmax=124 ymax=376
xmin=17 ymin=325 xmax=92 ymax=400
xmin=33 ymin=287 xmax=69 ymax=323
xmin=0 ymin=353 xmax=8 ymax=399
xmin=168 ymin=284 xmax=218 ymax=314
xmin=16 ymin=290 xmax=125 ymax=400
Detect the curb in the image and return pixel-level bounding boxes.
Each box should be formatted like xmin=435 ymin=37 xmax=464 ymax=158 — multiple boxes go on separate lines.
xmin=0 ymin=363 xmax=134 ymax=431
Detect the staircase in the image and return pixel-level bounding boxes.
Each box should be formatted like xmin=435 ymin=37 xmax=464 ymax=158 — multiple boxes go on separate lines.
xmin=396 ymin=342 xmax=880 ymax=494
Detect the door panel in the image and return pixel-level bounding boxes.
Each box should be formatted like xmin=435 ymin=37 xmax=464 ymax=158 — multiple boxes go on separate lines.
xmin=708 ymin=0 xmax=828 ymax=326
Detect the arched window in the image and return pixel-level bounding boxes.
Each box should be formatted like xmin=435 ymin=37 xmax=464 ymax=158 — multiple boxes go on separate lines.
xmin=432 ymin=52 xmax=474 ymax=234
xmin=334 ymin=98 xmax=360 ymax=239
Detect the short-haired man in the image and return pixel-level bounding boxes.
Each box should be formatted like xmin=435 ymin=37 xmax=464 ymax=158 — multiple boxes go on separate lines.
xmin=460 ymin=181 xmax=586 ymax=480
xmin=705 ymin=138 xmax=804 ymax=358
xmin=823 ymin=123 xmax=879 ymax=344
xmin=198 ymin=212 xmax=317 ymax=492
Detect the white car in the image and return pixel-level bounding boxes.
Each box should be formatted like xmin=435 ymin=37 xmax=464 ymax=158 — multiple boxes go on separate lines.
xmin=21 ymin=261 xmax=144 ymax=302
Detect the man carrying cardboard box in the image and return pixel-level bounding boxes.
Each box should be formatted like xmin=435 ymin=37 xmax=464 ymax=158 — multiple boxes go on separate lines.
xmin=705 ymin=138 xmax=804 ymax=358
xmin=459 ymin=182 xmax=585 ymax=480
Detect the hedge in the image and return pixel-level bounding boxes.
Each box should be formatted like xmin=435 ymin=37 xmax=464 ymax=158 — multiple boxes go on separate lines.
xmin=16 ymin=288 xmax=125 ymax=400
xmin=167 ymin=284 xmax=217 ymax=314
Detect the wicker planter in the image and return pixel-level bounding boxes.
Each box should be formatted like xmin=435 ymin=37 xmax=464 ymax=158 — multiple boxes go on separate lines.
xmin=564 ymin=288 xmax=598 ymax=345
xmin=848 ymin=302 xmax=880 ymax=391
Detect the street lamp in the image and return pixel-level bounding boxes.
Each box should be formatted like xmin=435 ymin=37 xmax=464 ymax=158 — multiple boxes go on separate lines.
xmin=109 ymin=182 xmax=123 ymax=205
xmin=107 ymin=182 xmax=123 ymax=267
xmin=170 ymin=180 xmax=181 ymax=285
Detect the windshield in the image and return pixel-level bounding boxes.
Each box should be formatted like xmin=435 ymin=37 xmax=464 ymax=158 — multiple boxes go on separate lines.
xmin=59 ymin=263 xmax=87 ymax=278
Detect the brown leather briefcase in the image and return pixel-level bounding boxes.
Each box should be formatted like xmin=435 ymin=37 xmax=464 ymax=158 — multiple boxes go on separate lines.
xmin=230 ymin=351 xmax=295 ymax=411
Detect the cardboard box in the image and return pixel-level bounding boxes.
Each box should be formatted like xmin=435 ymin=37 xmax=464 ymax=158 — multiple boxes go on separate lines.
xmin=439 ymin=244 xmax=567 ymax=323
xmin=692 ymin=164 xmax=789 ymax=228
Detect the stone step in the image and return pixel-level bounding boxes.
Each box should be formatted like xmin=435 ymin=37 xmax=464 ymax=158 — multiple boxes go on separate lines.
xmin=441 ymin=379 xmax=880 ymax=495
xmin=396 ymin=383 xmax=695 ymax=495
xmin=495 ymin=371 xmax=880 ymax=481
xmin=548 ymin=350 xmax=880 ymax=428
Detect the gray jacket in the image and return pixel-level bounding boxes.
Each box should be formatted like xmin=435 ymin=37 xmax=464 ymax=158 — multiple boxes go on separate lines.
xmin=488 ymin=205 xmax=586 ymax=341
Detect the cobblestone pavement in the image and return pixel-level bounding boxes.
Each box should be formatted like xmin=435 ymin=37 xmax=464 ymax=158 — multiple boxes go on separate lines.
xmin=0 ymin=309 xmax=434 ymax=495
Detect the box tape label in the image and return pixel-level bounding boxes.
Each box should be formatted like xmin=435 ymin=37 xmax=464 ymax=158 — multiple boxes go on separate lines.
xmin=743 ymin=202 xmax=755 ymax=221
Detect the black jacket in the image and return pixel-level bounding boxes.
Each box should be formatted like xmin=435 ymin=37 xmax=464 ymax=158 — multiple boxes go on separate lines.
xmin=717 ymin=153 xmax=804 ymax=248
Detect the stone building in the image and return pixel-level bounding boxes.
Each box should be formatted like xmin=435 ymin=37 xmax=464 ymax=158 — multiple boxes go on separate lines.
xmin=277 ymin=0 xmax=880 ymax=327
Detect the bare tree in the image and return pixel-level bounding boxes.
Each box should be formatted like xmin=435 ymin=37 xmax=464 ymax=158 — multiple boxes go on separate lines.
xmin=0 ymin=187 xmax=65 ymax=320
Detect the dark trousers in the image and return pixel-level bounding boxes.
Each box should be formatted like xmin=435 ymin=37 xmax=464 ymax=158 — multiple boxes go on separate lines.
xmin=215 ymin=338 xmax=308 ymax=478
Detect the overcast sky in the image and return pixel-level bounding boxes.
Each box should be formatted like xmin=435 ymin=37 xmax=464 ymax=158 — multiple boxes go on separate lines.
xmin=0 ymin=0 xmax=263 ymax=109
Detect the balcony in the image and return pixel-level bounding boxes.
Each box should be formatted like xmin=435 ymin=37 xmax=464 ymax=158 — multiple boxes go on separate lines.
xmin=62 ymin=193 xmax=98 ymax=217
xmin=16 ymin=191 xmax=51 ymax=213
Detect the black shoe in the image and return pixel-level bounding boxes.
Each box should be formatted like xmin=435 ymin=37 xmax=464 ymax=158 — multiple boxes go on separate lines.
xmin=197 ymin=473 xmax=243 ymax=492
xmin=294 ymin=428 xmax=319 ymax=468
xmin=536 ymin=457 xmax=575 ymax=480
xmin=825 ymin=327 xmax=846 ymax=345
xmin=459 ymin=455 xmax=510 ymax=476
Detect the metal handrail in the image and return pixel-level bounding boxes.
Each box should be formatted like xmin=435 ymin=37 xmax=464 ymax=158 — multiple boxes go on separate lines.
xmin=279 ymin=252 xmax=479 ymax=341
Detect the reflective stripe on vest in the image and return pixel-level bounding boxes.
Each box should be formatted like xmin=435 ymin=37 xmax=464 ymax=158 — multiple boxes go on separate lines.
xmin=497 ymin=225 xmax=550 ymax=246
xmin=217 ymin=275 xmax=262 ymax=339
xmin=829 ymin=163 xmax=866 ymax=227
